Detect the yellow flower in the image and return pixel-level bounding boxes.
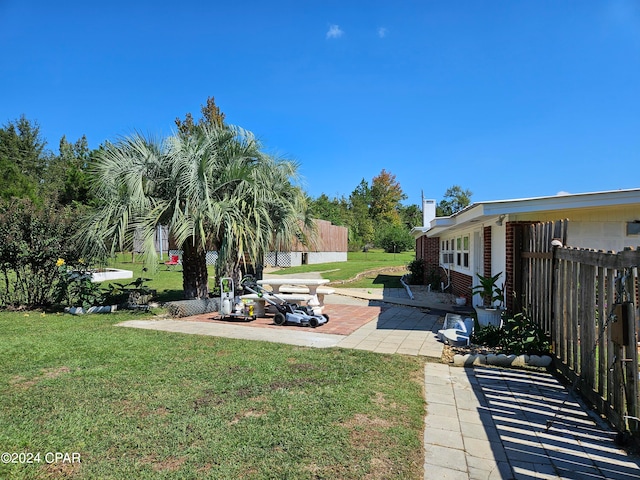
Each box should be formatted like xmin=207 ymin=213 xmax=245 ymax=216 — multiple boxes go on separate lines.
xmin=56 ymin=258 xmax=65 ymax=267
xmin=23 ymin=313 xmax=29 ymax=317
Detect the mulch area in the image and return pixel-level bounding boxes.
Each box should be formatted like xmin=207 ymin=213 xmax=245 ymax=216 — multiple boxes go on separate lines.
xmin=176 ymin=304 xmax=387 ymax=336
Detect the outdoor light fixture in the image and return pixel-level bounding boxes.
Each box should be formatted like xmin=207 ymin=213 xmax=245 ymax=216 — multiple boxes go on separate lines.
xmin=495 ymin=214 xmax=506 ymax=226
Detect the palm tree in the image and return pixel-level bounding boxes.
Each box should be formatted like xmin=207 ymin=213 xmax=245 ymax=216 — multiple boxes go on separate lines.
xmin=79 ymin=124 xmax=312 ymax=299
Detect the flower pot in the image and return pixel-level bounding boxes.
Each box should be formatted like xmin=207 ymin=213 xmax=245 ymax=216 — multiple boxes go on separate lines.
xmin=474 ymin=306 xmax=502 ymax=327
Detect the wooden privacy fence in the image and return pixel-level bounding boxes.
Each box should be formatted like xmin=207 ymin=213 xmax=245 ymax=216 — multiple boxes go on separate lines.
xmin=522 ymin=220 xmax=640 ymax=436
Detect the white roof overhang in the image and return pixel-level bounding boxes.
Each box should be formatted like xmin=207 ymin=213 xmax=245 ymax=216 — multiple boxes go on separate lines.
xmin=422 ymin=188 xmax=640 ymax=238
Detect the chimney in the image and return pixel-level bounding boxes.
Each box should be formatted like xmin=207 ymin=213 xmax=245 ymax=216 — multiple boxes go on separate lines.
xmin=422 ymin=198 xmax=436 ymax=228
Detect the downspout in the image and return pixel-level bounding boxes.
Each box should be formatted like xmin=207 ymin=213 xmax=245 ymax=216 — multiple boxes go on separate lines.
xmin=439 ymin=263 xmax=451 ymax=292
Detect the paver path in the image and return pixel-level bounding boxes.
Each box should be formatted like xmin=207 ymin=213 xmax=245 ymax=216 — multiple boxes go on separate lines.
xmin=425 ymin=363 xmax=640 ymax=479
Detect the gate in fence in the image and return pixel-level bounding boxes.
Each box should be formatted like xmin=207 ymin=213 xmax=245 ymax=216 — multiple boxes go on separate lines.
xmin=520 ymin=219 xmax=640 ymax=437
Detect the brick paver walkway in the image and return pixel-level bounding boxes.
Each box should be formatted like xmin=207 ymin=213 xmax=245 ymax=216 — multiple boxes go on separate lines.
xmin=172 ymin=304 xmax=387 ymax=336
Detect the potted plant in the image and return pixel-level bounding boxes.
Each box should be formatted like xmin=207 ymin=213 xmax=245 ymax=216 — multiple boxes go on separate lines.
xmin=472 ymin=272 xmax=504 ymax=327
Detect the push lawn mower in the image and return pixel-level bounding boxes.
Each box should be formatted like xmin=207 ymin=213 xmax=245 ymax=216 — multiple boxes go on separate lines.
xmin=240 ymin=275 xmax=329 ymax=328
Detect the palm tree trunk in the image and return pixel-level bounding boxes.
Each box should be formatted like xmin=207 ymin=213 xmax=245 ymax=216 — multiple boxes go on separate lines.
xmin=181 ymin=239 xmax=209 ymax=299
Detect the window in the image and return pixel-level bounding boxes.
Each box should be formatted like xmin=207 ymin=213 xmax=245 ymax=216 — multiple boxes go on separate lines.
xmin=455 ymin=235 xmax=470 ymax=268
xmin=627 ymin=222 xmax=640 ymax=236
xmin=463 ymin=235 xmax=470 ymax=268
xmin=441 ymin=239 xmax=454 ymax=264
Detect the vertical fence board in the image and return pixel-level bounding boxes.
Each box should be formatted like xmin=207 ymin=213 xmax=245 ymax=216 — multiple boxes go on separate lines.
xmin=570 ymin=260 xmax=579 ymax=374
xmin=596 ymin=266 xmax=606 ymax=397
xmin=606 ymin=268 xmax=616 ymax=418
xmin=581 ymin=264 xmax=596 ymax=393
xmin=561 ymin=259 xmax=569 ymax=364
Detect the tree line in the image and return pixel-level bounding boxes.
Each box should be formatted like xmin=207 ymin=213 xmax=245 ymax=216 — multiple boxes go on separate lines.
xmin=308 ymin=172 xmax=419 ymax=253
xmin=308 ymin=178 xmax=473 ymax=252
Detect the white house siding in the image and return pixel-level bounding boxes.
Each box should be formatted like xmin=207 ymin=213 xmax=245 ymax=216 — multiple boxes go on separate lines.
xmin=511 ymin=205 xmax=640 ymax=252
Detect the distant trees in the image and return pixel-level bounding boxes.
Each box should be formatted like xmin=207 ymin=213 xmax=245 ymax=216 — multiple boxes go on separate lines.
xmin=310 ymin=169 xmax=416 ymax=252
xmin=0 ymin=116 xmax=47 ymax=202
xmin=45 ymin=135 xmax=94 ymax=206
xmin=309 ymin=180 xmax=475 ymax=252
xmin=370 ymin=169 xmax=406 ymax=225
xmin=175 ymin=96 xmax=226 ymax=134
xmin=0 ymin=116 xmax=94 ymax=206
xmin=436 ymin=185 xmax=472 ymax=216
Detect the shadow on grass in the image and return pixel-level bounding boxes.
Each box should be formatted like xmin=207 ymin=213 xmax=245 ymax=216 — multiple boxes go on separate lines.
xmin=155 ymin=289 xmax=186 ymax=303
xmin=371 ymin=274 xmax=403 ymax=289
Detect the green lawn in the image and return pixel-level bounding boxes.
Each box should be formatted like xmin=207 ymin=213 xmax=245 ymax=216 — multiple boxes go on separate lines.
xmin=0 ymin=311 xmax=425 ymax=479
xmin=269 ymin=249 xmax=414 ymax=289
xmin=99 ymin=253 xmax=209 ymax=303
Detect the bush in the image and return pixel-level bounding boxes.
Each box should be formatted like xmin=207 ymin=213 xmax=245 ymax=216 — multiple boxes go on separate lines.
xmin=499 ymin=312 xmax=551 ymax=355
xmin=425 ymin=265 xmax=442 ymax=291
xmin=56 ymin=266 xmax=105 ymax=310
xmin=471 ymin=311 xmax=551 ymax=355
xmin=407 ymin=258 xmax=425 ymax=284
xmin=375 ymin=224 xmax=414 ymax=253
xmin=472 ymin=324 xmax=501 ymax=348
xmin=0 ymin=199 xmax=92 ymax=309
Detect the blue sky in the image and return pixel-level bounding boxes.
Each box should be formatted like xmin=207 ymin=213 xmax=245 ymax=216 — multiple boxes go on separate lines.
xmin=1 ymin=1 xmax=639 ymax=207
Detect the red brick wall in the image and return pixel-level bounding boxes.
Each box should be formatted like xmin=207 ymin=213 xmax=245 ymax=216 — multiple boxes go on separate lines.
xmin=451 ymin=270 xmax=473 ymax=303
xmin=415 ymin=235 xmax=438 ymax=263
xmin=416 ymin=236 xmax=440 ymax=284
xmin=483 ymin=226 xmax=492 ymax=278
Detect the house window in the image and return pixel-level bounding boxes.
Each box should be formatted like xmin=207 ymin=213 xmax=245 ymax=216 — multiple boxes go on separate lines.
xmin=441 ymin=239 xmax=454 ymax=264
xmin=627 ymin=221 xmax=640 ymax=236
xmin=463 ymin=235 xmax=469 ymax=268
xmin=455 ymin=235 xmax=470 ymax=268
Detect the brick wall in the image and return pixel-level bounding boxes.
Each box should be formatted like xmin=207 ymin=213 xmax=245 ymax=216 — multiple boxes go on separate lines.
xmin=451 ymin=270 xmax=473 ymax=303
xmin=415 ymin=235 xmax=439 ymax=265
xmin=483 ymin=226 xmax=492 ymax=278
xmin=415 ymin=235 xmax=441 ymax=286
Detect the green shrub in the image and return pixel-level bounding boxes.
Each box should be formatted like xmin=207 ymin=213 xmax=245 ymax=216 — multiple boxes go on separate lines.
xmin=472 ymin=324 xmax=501 ymax=348
xmin=0 ymin=199 xmax=92 ymax=308
xmin=407 ymin=258 xmax=425 ymax=284
xmin=56 ymin=266 xmax=105 ymax=310
xmin=425 ymin=264 xmax=442 ymax=291
xmin=499 ymin=311 xmax=551 ymax=355
xmin=472 ymin=311 xmax=551 ymax=355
